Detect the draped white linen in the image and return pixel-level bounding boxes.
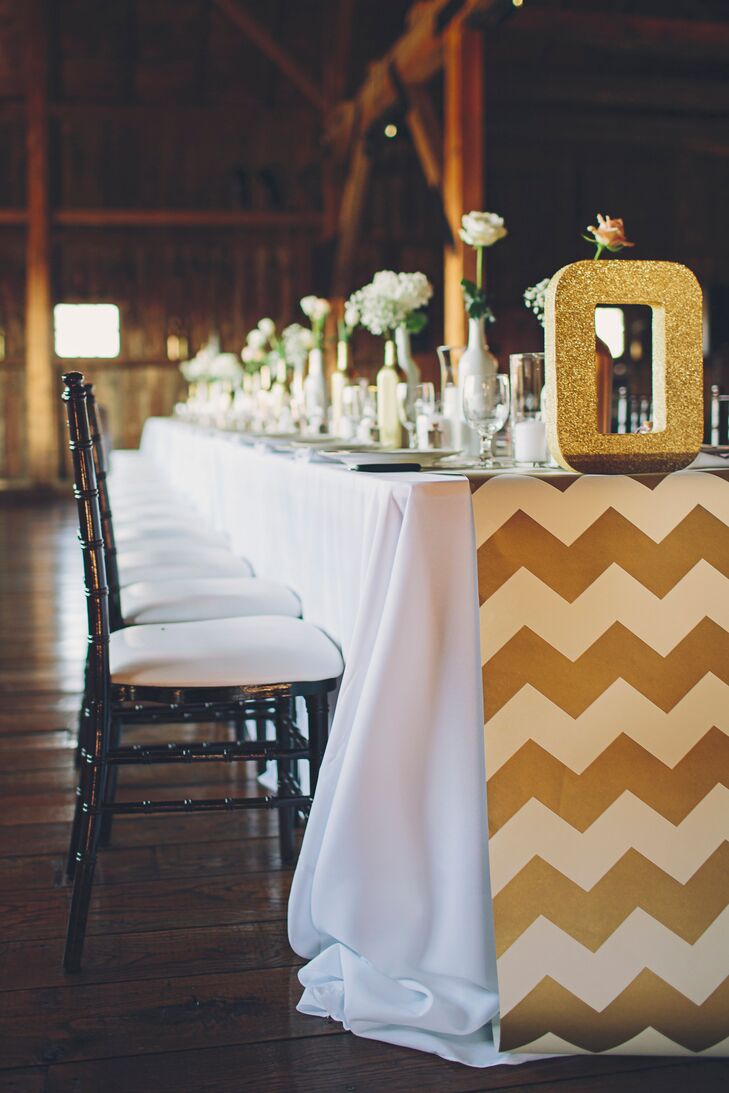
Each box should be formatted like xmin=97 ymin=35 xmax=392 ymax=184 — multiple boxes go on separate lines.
xmin=138 ymin=419 xmax=516 ymax=1067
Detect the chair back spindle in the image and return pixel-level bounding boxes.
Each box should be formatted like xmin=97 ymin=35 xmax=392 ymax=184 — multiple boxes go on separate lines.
xmin=84 ymin=383 xmax=123 ymax=629
xmin=62 ymin=372 xmax=112 ymax=728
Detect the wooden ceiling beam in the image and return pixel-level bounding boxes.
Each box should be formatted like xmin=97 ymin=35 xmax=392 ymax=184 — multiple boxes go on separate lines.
xmin=487 ymin=70 xmax=729 ymax=117
xmin=487 ymin=8 xmax=729 ymax=60
xmin=332 ymin=128 xmax=371 ymax=296
xmin=401 ymin=77 xmax=443 ymax=190
xmin=212 ymin=0 xmax=327 ymax=114
xmin=325 ymin=0 xmax=504 ymax=149
xmin=52 ymin=209 xmax=324 ymax=229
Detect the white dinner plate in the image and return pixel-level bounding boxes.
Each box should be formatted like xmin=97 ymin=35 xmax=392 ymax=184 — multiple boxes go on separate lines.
xmin=320 ymin=449 xmax=459 ymax=467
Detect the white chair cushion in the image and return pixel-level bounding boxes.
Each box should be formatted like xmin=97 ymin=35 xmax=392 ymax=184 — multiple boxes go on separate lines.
xmin=115 ymin=533 xmax=228 ymax=556
xmin=110 ymin=615 xmax=343 ymax=687
xmin=117 ymin=554 xmax=253 ymax=586
xmin=114 ymin=521 xmax=220 ymax=545
xmin=120 ymin=577 xmax=301 ymax=625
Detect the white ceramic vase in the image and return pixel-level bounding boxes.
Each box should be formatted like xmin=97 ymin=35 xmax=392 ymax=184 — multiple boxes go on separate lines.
xmin=457 ymin=316 xmax=499 ymax=456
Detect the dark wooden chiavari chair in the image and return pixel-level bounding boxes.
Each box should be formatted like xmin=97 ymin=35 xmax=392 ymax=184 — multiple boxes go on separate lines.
xmin=62 ymin=372 xmax=342 ymax=972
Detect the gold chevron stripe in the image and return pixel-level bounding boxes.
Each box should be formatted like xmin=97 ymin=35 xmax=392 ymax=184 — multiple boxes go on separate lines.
xmin=483 ymin=619 xmax=729 ymax=720
xmin=499 ymin=971 xmax=729 ymax=1054
xmin=487 ymin=729 xmax=729 ymax=835
xmin=477 ymin=506 xmax=729 ymax=604
xmin=492 ymin=844 xmax=729 ymax=956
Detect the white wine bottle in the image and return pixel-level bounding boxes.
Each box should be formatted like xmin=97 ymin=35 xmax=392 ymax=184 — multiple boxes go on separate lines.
xmin=377 ymin=339 xmax=401 ymax=448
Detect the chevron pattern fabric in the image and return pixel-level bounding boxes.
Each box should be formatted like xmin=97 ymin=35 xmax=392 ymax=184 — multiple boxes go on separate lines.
xmin=474 ymin=469 xmax=729 ymax=1056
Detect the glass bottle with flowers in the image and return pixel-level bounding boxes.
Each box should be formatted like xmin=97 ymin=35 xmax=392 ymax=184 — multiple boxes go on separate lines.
xmin=346 ymin=271 xmax=433 ymax=448
xmin=458 ymin=211 xmax=508 ymax=454
xmin=524 ymin=214 xmax=634 ymax=433
xmin=330 ymin=303 xmax=357 ymax=436
xmin=300 ymin=296 xmax=331 ymax=428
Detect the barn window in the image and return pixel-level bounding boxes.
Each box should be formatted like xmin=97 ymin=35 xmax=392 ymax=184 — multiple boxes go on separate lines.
xmin=54 ymin=304 xmax=121 ymax=359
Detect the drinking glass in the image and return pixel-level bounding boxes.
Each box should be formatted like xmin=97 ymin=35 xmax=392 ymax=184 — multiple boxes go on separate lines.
xmin=396 ymin=382 xmax=417 ymax=448
xmin=509 ymin=352 xmax=549 ymax=465
xmin=462 ymin=374 xmax=510 ymax=467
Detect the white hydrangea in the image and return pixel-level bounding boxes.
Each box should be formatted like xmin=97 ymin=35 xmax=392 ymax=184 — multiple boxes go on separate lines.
xmin=347 ymin=270 xmax=433 ymax=337
xmin=212 ymin=353 xmax=245 ymax=382
xmin=281 ymin=323 xmax=314 ymax=365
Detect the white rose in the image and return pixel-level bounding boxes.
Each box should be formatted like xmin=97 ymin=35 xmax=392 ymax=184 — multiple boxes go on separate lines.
xmin=459 ymin=210 xmax=507 ymax=248
xmin=310 ymin=298 xmax=331 ymax=322
xmin=299 ymin=295 xmax=318 ymax=318
xmin=257 ymin=317 xmax=275 ymax=338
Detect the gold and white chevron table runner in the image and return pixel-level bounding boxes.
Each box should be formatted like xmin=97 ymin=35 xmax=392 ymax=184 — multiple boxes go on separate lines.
xmin=472 ymin=467 xmax=729 ymax=1057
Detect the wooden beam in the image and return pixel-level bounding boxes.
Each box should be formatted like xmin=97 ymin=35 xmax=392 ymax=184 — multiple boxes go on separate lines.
xmin=402 ymin=78 xmax=443 ymax=190
xmin=487 ymin=69 xmax=729 ymax=118
xmin=493 ymin=9 xmax=729 ymax=61
xmin=325 ymin=0 xmax=501 ymax=149
xmin=332 ymin=132 xmax=371 ymax=296
xmin=443 ymin=21 xmax=484 ymax=346
xmin=24 ymin=0 xmax=55 ymax=485
xmin=52 ymin=209 xmax=324 ymax=230
xmin=0 ymin=209 xmax=27 ymax=225
xmin=212 ymin=0 xmax=327 ymax=114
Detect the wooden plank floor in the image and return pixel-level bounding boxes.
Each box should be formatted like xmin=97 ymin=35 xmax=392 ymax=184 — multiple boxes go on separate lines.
xmin=1 ymin=496 xmax=727 ymax=1092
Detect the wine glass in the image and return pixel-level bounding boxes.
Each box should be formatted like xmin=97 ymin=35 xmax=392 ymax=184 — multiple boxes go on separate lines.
xmin=462 ymin=374 xmax=510 ymax=467
xmin=396 ymin=383 xmax=417 ymax=449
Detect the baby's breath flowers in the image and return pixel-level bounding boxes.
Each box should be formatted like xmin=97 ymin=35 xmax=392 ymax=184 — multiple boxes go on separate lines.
xmin=523 ymin=277 xmax=551 ymax=328
xmin=459 ymin=210 xmax=508 ymax=323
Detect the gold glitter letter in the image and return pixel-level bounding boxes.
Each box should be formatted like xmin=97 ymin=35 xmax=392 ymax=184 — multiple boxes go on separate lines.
xmin=545 ymin=261 xmax=703 ymax=473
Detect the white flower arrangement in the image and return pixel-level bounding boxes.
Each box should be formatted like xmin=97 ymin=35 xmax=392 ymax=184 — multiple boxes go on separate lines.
xmin=281 ymin=322 xmax=314 ymax=366
xmin=346 ymin=270 xmax=433 ymax=338
xmin=180 ymin=334 xmax=244 ymax=383
xmin=523 ymin=277 xmax=551 ymax=328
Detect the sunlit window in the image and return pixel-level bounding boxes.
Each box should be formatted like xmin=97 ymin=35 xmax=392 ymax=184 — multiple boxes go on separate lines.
xmin=595 ymin=307 xmax=625 ymax=360
xmin=54 ymin=304 xmax=120 ymax=358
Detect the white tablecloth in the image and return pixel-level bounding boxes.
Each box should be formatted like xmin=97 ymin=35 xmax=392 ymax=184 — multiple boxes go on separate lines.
xmin=138 ymin=419 xmax=512 ymax=1067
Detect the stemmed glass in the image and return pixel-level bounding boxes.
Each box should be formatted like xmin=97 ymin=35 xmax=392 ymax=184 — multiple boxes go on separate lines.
xmin=462 ymin=374 xmax=510 ymax=467
xmin=396 ymin=383 xmax=417 ymax=449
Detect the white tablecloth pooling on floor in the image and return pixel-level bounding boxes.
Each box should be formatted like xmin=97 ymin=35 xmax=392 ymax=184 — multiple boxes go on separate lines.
xmin=138 ymin=418 xmax=521 ymax=1068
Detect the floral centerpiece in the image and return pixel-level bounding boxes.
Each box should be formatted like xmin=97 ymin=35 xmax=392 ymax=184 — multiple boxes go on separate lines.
xmin=459 ymin=210 xmax=507 ymax=326
xmin=456 ymin=211 xmax=508 ymax=455
xmin=346 ymin=270 xmax=433 ymax=446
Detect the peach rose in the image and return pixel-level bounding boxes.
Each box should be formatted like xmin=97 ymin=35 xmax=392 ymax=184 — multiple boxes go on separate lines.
xmin=587 ymin=214 xmax=634 ymax=251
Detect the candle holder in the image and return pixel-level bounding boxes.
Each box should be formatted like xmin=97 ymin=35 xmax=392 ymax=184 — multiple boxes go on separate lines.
xmin=509 ymin=352 xmax=550 ymax=466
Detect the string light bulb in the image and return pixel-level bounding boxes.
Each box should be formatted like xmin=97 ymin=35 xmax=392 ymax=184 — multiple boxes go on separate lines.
xmin=384 ymin=123 xmax=398 ymax=139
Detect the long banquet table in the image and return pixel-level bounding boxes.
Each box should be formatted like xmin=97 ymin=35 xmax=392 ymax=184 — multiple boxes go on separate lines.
xmin=138 ymin=418 xmax=729 ymax=1067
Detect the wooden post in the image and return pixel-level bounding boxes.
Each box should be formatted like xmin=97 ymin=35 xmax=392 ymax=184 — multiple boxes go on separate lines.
xmin=443 ymin=22 xmax=484 ymax=346
xmin=25 ymin=0 xmax=55 ymax=484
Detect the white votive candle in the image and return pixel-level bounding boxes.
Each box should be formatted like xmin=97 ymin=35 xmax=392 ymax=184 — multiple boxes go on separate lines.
xmin=514 ymin=418 xmax=548 ymax=463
